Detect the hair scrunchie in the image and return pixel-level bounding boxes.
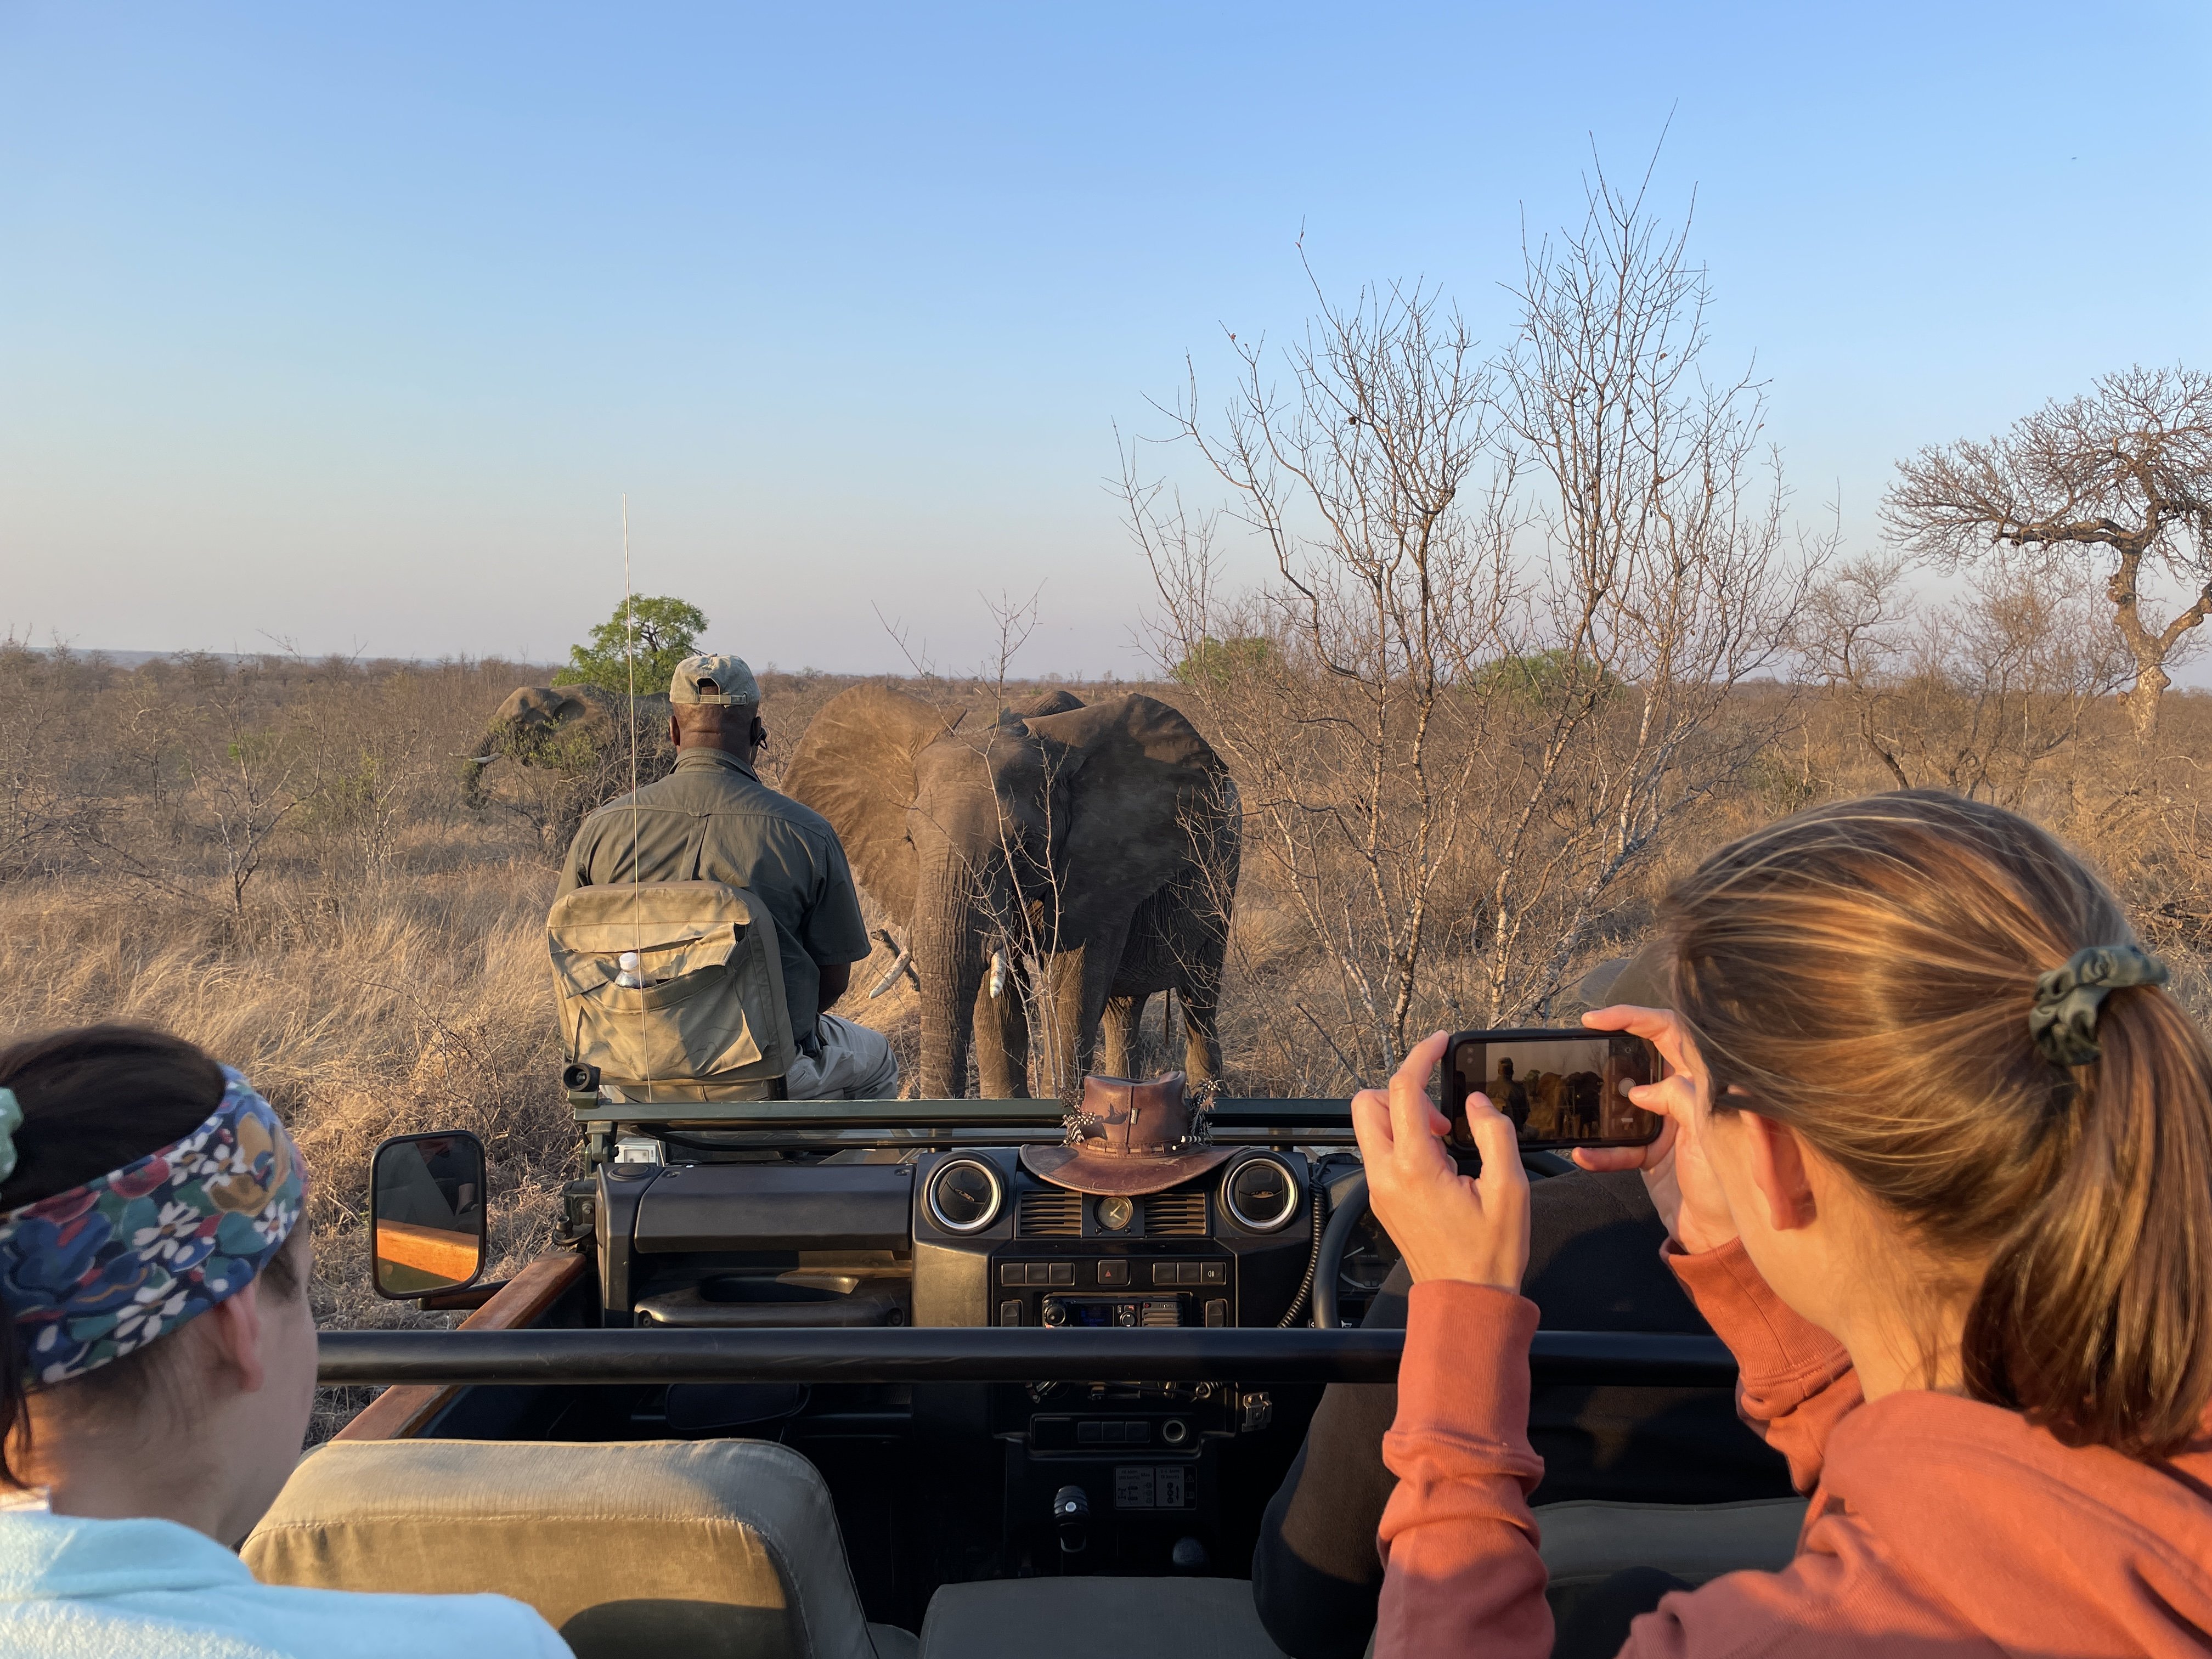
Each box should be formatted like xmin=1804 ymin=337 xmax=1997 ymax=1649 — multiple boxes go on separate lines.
xmin=2030 ymin=945 xmax=2169 ymax=1069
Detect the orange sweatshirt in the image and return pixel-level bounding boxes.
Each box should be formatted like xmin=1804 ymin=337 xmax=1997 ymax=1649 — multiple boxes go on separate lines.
xmin=1375 ymin=1239 xmax=2212 ymax=1658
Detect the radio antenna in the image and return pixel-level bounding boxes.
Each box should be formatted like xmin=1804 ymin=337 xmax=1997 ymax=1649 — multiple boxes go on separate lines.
xmin=623 ymin=495 xmax=652 ymax=1101
xmin=624 ymin=496 xmax=641 ymax=849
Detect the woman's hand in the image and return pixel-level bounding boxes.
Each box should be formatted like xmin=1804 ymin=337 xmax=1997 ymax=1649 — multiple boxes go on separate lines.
xmin=1571 ymin=1005 xmax=1736 ymax=1255
xmin=1351 ymin=1031 xmax=1530 ymax=1291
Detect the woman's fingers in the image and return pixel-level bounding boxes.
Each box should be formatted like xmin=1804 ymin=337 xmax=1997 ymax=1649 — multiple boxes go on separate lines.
xmin=1629 ymin=1072 xmax=1700 ymax=1127
xmin=1350 ymin=1087 xmax=1395 ymax=1165
xmin=1389 ymin=1032 xmax=1453 ymax=1146
xmin=1570 ymin=1145 xmax=1649 ymax=1172
xmin=1582 ymin=1003 xmax=1698 ymax=1080
xmin=1356 ymin=1037 xmax=1530 ymax=1293
xmin=1464 ymin=1094 xmax=1524 ymax=1200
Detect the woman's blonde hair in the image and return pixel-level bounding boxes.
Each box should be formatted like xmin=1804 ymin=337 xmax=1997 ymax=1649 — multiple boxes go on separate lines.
xmin=1664 ymin=790 xmax=2212 ymax=1458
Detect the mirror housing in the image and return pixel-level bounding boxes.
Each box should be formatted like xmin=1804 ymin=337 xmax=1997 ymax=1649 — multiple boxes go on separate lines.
xmin=370 ymin=1131 xmax=488 ymax=1300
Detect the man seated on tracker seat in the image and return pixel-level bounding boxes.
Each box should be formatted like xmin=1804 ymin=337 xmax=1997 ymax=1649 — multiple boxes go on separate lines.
xmin=1250 ymin=944 xmax=1794 ymax=1659
xmin=556 ymin=653 xmax=898 ymax=1101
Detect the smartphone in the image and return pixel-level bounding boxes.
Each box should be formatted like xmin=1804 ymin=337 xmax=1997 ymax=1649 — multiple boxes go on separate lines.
xmin=1444 ymin=1028 xmax=1666 ymax=1150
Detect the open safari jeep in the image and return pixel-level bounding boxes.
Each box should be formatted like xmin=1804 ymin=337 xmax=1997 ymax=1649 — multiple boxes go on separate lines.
xmin=250 ymin=883 xmax=1787 ymax=1659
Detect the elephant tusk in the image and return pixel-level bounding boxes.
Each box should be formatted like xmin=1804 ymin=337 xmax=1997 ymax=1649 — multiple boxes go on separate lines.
xmin=454 ymin=754 xmax=498 ymax=765
xmin=867 ymin=929 xmax=917 ymax=1000
xmin=989 ymin=950 xmax=1008 ymax=1000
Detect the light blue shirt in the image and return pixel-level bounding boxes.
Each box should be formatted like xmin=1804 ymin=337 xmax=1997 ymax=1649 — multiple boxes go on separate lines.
xmin=0 ymin=1509 xmax=572 ymax=1658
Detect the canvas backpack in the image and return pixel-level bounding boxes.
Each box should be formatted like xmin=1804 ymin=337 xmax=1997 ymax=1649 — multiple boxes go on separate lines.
xmin=546 ymin=880 xmax=798 ymax=1099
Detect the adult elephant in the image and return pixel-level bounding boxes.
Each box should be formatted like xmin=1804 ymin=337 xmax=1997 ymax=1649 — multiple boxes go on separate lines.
xmin=784 ymin=686 xmax=1240 ymax=1099
xmin=461 ymin=684 xmax=675 ymax=853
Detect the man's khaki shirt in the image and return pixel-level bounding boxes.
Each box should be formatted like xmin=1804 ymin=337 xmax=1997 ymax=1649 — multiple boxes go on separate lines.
xmin=555 ymin=748 xmax=871 ymax=1040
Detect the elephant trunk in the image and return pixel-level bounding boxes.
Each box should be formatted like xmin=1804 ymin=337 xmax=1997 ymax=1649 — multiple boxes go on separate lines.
xmin=459 ymin=723 xmax=504 ymax=808
xmin=915 ymin=863 xmax=990 ymax=1099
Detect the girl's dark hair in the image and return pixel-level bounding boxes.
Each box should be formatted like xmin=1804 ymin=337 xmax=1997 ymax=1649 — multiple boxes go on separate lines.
xmin=0 ymin=1025 xmax=303 ymax=1488
xmin=1664 ymin=791 xmax=2212 ymax=1459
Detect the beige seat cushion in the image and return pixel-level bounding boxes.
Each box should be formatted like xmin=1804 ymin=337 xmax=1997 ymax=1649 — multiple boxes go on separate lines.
xmin=922 ymin=1578 xmax=1291 ymax=1659
xmin=243 ymin=1437 xmax=911 ymax=1659
xmin=1535 ymin=1496 xmax=1809 ymax=1588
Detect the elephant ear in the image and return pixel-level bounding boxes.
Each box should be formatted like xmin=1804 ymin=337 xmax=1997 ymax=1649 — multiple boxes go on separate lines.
xmin=997 ymin=687 xmax=1085 ymax=724
xmin=783 ymin=685 xmax=950 ymax=927
xmin=555 ymin=684 xmax=613 ymax=724
xmin=1025 ymin=695 xmax=1228 ymax=924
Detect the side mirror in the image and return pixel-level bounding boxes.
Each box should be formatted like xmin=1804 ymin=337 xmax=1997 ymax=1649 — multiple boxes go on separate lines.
xmin=370 ymin=1131 xmax=488 ymax=1300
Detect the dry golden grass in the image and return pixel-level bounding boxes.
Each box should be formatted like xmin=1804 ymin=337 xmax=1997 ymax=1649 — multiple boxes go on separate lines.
xmin=7 ymin=641 xmax=2212 ymax=1435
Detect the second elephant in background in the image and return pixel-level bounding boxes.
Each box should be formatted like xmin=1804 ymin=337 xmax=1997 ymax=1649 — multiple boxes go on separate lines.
xmin=783 ymin=686 xmax=1240 ymax=1099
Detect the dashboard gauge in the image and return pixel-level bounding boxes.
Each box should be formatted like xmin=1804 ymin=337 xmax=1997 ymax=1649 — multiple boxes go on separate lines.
xmin=1224 ymin=1155 xmax=1300 ymax=1232
xmin=926 ymin=1158 xmax=1004 ymax=1234
xmin=1094 ymin=1194 xmax=1135 ymax=1232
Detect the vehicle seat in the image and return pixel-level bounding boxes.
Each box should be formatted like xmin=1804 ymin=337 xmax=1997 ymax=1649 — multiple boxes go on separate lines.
xmin=912 ymin=1498 xmax=1809 ymax=1659
xmin=921 ymin=1577 xmax=1291 ymax=1659
xmin=242 ymin=1438 xmax=916 ymax=1659
xmin=1535 ymin=1496 xmax=1807 ymax=1588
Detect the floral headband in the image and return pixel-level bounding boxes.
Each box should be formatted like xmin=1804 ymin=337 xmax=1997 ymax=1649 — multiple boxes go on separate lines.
xmin=0 ymin=1068 xmax=306 ymax=1387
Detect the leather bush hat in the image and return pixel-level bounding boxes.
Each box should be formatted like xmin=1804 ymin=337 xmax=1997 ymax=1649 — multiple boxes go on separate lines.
xmin=1020 ymin=1074 xmax=1232 ymax=1197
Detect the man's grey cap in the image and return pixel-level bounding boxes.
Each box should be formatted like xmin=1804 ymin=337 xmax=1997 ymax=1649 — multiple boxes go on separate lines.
xmin=669 ymin=654 xmax=760 ymax=707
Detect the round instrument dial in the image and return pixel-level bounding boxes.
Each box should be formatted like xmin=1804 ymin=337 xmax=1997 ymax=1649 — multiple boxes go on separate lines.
xmin=1094 ymin=1194 xmax=1135 ymax=1233
xmin=926 ymin=1158 xmax=1003 ymax=1234
xmin=1224 ymin=1155 xmax=1300 ymax=1232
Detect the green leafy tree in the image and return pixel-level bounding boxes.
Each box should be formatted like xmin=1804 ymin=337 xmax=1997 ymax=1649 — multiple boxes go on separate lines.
xmin=555 ymin=596 xmax=708 ymax=695
xmin=1171 ymin=635 xmax=1277 ymax=689
xmin=1469 ymin=647 xmax=1620 ymax=709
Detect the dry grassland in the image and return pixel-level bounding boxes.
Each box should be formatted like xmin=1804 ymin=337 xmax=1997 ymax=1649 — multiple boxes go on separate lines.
xmin=6 ymin=641 xmax=2212 ymax=1435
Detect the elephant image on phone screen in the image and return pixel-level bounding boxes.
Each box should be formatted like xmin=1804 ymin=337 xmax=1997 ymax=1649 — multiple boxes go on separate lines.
xmin=783 ymin=685 xmax=1241 ymax=1100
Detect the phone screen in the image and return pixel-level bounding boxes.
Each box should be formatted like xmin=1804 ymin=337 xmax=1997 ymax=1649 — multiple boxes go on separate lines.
xmin=1446 ymin=1028 xmax=1664 ymax=1149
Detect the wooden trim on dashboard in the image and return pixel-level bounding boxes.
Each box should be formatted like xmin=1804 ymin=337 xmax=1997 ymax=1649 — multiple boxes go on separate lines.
xmin=330 ymin=1252 xmax=588 ymax=1442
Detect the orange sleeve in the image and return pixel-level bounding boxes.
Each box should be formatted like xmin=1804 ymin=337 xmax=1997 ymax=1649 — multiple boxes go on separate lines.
xmin=1665 ymin=1239 xmax=1861 ymax=1492
xmin=1374 ymin=1282 xmax=1551 ymax=1659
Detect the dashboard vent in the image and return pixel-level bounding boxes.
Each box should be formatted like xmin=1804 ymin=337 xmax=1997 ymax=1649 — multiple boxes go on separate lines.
xmin=1018 ymin=1188 xmax=1082 ymax=1237
xmin=1143 ymin=1190 xmax=1208 ymax=1237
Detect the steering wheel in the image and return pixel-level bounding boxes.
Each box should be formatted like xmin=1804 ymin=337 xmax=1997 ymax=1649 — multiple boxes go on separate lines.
xmin=1308 ymin=1152 xmax=1576 ymax=1329
xmin=1309 ymin=1172 xmax=1370 ymax=1330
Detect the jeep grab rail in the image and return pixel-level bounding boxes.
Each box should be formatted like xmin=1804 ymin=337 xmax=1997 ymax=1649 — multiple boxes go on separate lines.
xmin=575 ymin=1096 xmax=1365 ymax=1146
xmin=317 ymin=1327 xmax=1736 ymax=1388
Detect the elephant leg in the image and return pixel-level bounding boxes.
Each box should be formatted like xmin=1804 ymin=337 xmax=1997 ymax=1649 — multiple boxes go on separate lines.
xmin=1178 ymin=932 xmax=1229 ymax=1087
xmin=1180 ymin=982 xmax=1224 ymax=1085
xmin=1041 ymin=923 xmax=1133 ymax=1100
xmin=973 ymin=970 xmax=1031 ymax=1099
xmin=1100 ymin=994 xmax=1147 ymax=1079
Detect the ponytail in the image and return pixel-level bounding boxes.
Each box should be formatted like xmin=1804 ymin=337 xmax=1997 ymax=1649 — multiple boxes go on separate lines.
xmin=1961 ymin=986 xmax=2212 ymax=1456
xmin=1667 ymin=791 xmax=2212 ymax=1461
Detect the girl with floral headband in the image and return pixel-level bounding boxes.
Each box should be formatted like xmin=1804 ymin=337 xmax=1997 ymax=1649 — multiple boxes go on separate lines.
xmin=1356 ymin=791 xmax=2212 ymax=1658
xmin=0 ymin=1025 xmax=569 ymax=1658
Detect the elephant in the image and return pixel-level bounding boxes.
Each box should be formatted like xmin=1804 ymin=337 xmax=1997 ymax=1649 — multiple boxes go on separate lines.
xmin=783 ymin=685 xmax=1240 ymax=1100
xmin=461 ymin=684 xmax=675 ymax=854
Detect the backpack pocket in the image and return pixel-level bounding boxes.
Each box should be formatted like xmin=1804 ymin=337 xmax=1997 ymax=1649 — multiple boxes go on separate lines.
xmin=548 ymin=881 xmax=797 ymax=1090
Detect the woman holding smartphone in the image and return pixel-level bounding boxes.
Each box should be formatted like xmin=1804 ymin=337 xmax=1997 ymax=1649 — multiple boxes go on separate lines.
xmin=1356 ymin=791 xmax=2212 ymax=1658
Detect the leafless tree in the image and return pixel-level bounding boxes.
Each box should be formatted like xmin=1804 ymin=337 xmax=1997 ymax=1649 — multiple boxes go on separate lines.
xmin=1470 ymin=156 xmax=1813 ymax=1020
xmin=1798 ymin=554 xmax=2128 ymax=806
xmin=1882 ymin=366 xmax=2212 ymax=740
xmin=1797 ymin=553 xmax=1917 ymax=787
xmin=1127 ymin=262 xmax=1515 ymax=1074
xmin=1129 ymin=159 xmax=1814 ymax=1077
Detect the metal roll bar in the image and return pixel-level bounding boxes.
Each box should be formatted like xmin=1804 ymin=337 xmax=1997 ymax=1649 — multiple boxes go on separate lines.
xmin=318 ymin=1327 xmax=1735 ymax=1388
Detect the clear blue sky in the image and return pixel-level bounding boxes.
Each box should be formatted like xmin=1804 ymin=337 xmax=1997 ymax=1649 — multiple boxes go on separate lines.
xmin=4 ymin=3 xmax=2208 ymax=676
